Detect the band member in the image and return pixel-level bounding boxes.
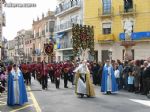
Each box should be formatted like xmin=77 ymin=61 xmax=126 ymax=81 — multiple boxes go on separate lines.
xmin=48 ymin=64 xmax=54 ymax=83
xmin=74 ymin=60 xmax=95 ymax=98
xmin=54 ymin=65 xmax=61 ymax=89
xmin=26 ymin=63 xmax=31 ymax=85
xmin=63 ymin=62 xmax=69 ymax=88
xmin=7 ymin=64 xmax=28 ymax=106
xmin=41 ymin=60 xmax=48 ymax=90
xmin=31 ymin=63 xmax=36 ymax=80
xmin=20 ymin=63 xmax=27 ymax=82
xmin=36 ymin=63 xmax=42 ymax=84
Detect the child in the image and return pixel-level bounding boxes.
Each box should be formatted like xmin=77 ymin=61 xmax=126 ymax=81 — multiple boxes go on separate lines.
xmin=128 ymin=72 xmax=134 ymax=92
xmin=114 ymin=66 xmax=120 ymax=89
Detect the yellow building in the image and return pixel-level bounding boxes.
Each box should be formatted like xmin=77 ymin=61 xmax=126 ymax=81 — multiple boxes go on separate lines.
xmin=84 ymin=0 xmax=150 ymax=62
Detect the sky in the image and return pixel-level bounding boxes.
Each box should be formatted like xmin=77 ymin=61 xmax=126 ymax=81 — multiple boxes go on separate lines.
xmin=3 ymin=0 xmax=57 ymax=40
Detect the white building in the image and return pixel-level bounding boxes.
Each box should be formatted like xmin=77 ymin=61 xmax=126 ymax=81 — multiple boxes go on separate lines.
xmin=55 ymin=0 xmax=83 ymax=62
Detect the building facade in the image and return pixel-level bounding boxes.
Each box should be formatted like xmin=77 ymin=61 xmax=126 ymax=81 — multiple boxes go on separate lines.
xmin=32 ymin=11 xmax=55 ymax=63
xmin=55 ymin=0 xmax=83 ymax=62
xmin=0 ymin=0 xmax=6 ymax=60
xmin=14 ymin=29 xmax=32 ymax=64
xmin=84 ymin=0 xmax=150 ymax=62
xmin=7 ymin=39 xmax=15 ymax=62
xmin=23 ymin=30 xmax=33 ymax=63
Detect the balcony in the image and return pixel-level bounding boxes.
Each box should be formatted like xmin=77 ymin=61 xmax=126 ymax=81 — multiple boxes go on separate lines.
xmin=55 ymin=0 xmax=81 ymax=17
xmin=57 ymin=41 xmax=72 ymax=50
xmin=98 ymin=7 xmax=114 ymax=19
xmin=33 ymin=49 xmax=41 ymax=56
xmin=119 ymin=4 xmax=136 ymax=17
xmin=2 ymin=13 xmax=6 ymax=26
xmin=97 ymin=34 xmax=115 ymax=44
xmin=55 ymin=19 xmax=82 ymax=33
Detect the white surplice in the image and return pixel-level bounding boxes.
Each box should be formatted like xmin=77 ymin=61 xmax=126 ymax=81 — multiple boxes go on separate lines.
xmin=13 ymin=70 xmax=20 ymax=104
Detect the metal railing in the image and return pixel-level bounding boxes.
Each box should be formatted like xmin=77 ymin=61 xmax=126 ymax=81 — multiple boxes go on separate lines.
xmin=55 ymin=19 xmax=82 ymax=32
xmin=98 ymin=7 xmax=114 ymax=17
xmin=97 ymin=34 xmax=115 ymax=43
xmin=59 ymin=41 xmax=72 ymax=49
xmin=119 ymin=4 xmax=136 ymax=14
xmin=55 ymin=0 xmax=81 ymax=15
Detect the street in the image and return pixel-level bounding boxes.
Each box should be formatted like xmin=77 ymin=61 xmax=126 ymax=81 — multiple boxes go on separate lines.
xmin=1 ymin=78 xmax=150 ymax=112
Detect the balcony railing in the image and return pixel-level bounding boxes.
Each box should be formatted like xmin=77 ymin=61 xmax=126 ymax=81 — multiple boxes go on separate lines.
xmin=59 ymin=41 xmax=72 ymax=49
xmin=97 ymin=34 xmax=115 ymax=43
xmin=98 ymin=7 xmax=114 ymax=18
xmin=55 ymin=0 xmax=81 ymax=17
xmin=55 ymin=19 xmax=82 ymax=33
xmin=119 ymin=4 xmax=136 ymax=16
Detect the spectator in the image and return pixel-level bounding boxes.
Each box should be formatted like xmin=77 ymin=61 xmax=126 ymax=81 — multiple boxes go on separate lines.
xmin=128 ymin=72 xmax=134 ymax=92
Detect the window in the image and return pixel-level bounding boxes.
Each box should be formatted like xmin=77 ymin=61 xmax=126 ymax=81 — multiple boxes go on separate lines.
xmin=102 ymin=23 xmax=111 ymax=34
xmin=39 ymin=28 xmax=41 ymax=36
xmin=46 ymin=22 xmax=48 ymax=32
xmin=70 ymin=15 xmax=79 ymax=24
xmin=124 ymin=0 xmax=133 ymax=12
xmin=102 ymin=0 xmax=111 ymax=14
xmin=49 ymin=21 xmax=54 ymax=32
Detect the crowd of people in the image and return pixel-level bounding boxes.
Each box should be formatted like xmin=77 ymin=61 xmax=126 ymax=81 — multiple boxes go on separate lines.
xmin=0 ymin=63 xmax=6 ymax=95
xmin=17 ymin=58 xmax=150 ymax=96
xmin=0 ymin=57 xmax=150 ymax=105
xmin=90 ymin=58 xmax=150 ymax=96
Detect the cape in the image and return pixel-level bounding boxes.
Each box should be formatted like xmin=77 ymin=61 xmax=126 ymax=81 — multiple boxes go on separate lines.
xmin=7 ymin=69 xmax=28 ymax=106
xmin=75 ymin=72 xmax=95 ymax=97
xmin=101 ymin=65 xmax=118 ymax=92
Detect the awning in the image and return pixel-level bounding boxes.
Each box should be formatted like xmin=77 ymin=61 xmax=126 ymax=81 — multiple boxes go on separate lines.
xmin=119 ymin=31 xmax=150 ymax=40
xmin=56 ymin=32 xmax=65 ymax=39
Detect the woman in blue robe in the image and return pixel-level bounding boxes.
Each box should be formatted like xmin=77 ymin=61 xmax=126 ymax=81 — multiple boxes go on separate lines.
xmin=101 ymin=60 xmax=118 ymax=94
xmin=7 ymin=64 xmax=28 ymax=106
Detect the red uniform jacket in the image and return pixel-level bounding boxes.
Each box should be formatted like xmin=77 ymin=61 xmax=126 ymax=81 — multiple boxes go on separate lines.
xmin=40 ymin=62 xmax=48 ymax=76
xmin=54 ymin=68 xmax=61 ymax=78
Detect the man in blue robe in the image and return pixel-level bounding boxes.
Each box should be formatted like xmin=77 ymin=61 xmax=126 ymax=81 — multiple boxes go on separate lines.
xmin=7 ymin=64 xmax=28 ymax=106
xmin=101 ymin=60 xmax=118 ymax=94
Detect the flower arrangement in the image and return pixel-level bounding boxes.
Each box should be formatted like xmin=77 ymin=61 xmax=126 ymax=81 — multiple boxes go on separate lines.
xmin=72 ymin=24 xmax=95 ymax=57
xmin=44 ymin=42 xmax=54 ymax=56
